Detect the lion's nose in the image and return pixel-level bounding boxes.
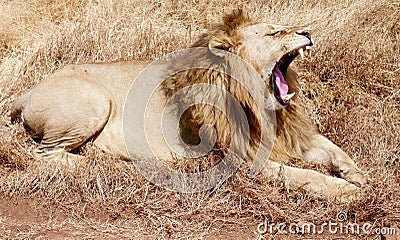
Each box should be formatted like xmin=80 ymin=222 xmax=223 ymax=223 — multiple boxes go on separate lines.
xmin=296 ymin=29 xmax=312 ymax=41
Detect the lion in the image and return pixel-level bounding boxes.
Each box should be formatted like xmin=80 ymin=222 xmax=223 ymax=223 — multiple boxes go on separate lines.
xmin=10 ymin=10 xmax=368 ymax=200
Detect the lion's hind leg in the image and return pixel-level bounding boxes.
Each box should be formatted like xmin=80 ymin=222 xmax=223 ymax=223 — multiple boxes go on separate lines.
xmin=34 ymin=130 xmax=90 ymax=167
xmin=35 ymin=108 xmax=112 ymax=166
xmin=34 ymin=148 xmax=83 ymax=167
xmin=17 ymin=78 xmax=114 ymax=166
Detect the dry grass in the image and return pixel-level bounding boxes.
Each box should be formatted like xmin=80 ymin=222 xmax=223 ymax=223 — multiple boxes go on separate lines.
xmin=0 ymin=0 xmax=399 ymax=239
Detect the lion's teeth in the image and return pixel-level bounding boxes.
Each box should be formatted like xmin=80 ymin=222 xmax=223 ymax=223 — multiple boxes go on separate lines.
xmin=286 ymin=92 xmax=295 ymax=100
xmin=305 ymin=46 xmax=312 ymax=58
xmin=281 ymin=92 xmax=296 ymax=101
xmin=298 ymin=48 xmax=304 ymax=59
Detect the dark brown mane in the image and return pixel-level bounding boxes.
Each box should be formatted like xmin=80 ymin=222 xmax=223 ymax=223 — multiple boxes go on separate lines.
xmin=191 ymin=9 xmax=253 ymax=48
xmin=220 ymin=9 xmax=253 ymax=33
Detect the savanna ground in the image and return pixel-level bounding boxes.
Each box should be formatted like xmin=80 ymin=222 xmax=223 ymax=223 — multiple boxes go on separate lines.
xmin=0 ymin=0 xmax=399 ymax=239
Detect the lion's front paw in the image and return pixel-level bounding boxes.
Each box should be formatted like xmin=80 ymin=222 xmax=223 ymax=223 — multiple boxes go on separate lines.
xmin=327 ymin=178 xmax=361 ymax=202
xmin=301 ymin=174 xmax=361 ymax=202
xmin=336 ymin=166 xmax=370 ymax=188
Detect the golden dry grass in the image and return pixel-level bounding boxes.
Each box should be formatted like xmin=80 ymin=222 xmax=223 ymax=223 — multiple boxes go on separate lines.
xmin=0 ymin=0 xmax=399 ymax=239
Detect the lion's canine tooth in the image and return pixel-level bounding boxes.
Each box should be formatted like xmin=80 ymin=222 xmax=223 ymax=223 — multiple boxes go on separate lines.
xmin=305 ymin=46 xmax=312 ymax=58
xmin=282 ymin=92 xmax=296 ymax=101
xmin=286 ymin=92 xmax=295 ymax=100
xmin=298 ymin=48 xmax=304 ymax=59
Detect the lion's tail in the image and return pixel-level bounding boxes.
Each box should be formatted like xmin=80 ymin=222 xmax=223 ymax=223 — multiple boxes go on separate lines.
xmin=10 ymin=94 xmax=28 ymax=123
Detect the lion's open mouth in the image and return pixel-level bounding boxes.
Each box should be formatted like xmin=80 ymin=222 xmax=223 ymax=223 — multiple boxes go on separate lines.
xmin=271 ymin=45 xmax=312 ymax=106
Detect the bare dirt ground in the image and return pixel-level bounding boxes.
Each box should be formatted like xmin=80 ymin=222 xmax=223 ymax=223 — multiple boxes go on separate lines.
xmin=1 ymin=197 xmax=398 ymax=239
xmin=0 ymin=0 xmax=399 ymax=239
xmin=0 ymin=197 xmax=257 ymax=239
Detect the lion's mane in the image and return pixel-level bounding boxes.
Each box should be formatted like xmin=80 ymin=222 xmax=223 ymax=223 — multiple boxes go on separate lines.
xmin=161 ymin=10 xmax=317 ymax=164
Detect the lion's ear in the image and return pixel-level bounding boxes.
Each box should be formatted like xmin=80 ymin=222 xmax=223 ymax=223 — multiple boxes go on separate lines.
xmin=208 ymin=34 xmax=233 ymax=57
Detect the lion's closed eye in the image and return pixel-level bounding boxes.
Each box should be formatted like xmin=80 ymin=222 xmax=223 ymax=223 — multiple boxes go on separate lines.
xmin=265 ymin=31 xmax=280 ymax=36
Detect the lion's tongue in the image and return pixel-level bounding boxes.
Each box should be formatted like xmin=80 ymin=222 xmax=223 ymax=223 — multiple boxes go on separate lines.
xmin=273 ymin=67 xmax=288 ymax=96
